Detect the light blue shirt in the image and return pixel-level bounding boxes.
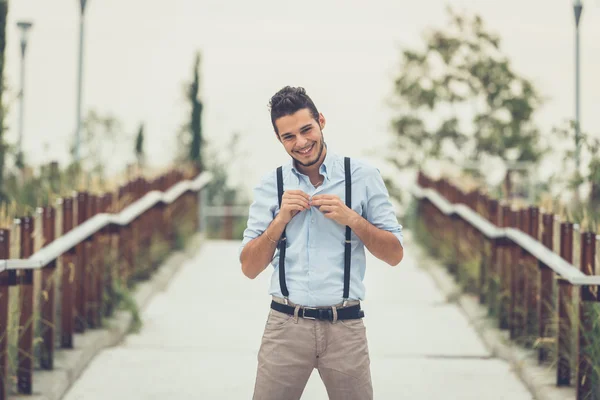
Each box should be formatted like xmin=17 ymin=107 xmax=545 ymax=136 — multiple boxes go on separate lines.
xmin=239 ymin=150 xmax=403 ymax=307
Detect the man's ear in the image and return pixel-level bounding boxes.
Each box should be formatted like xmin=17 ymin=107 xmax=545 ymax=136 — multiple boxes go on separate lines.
xmin=319 ymin=113 xmax=326 ymax=130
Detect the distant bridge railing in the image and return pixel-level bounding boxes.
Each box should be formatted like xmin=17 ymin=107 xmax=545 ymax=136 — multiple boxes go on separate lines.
xmin=0 ymin=169 xmax=211 ymax=399
xmin=412 ymin=171 xmax=600 ymax=400
xmin=202 ymin=205 xmax=248 ymax=240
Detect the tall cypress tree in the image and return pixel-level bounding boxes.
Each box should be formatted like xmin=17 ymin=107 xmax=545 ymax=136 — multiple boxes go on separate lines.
xmin=135 ymin=122 xmax=145 ymax=167
xmin=188 ymin=52 xmax=203 ymax=171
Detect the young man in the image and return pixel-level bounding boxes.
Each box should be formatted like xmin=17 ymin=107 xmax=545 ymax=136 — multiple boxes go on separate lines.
xmin=239 ymin=86 xmax=404 ymax=400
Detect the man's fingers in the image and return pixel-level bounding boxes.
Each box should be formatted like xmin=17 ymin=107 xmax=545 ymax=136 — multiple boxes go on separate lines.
xmin=284 ymin=190 xmax=310 ymax=200
xmin=284 ymin=195 xmax=311 ymax=207
xmin=311 ymin=194 xmax=338 ymax=201
xmin=312 ymin=199 xmax=338 ymax=207
xmin=285 ymin=193 xmax=311 ymax=203
xmin=284 ymin=198 xmax=310 ymax=209
xmin=285 ymin=201 xmax=309 ymax=210
xmin=319 ymin=205 xmax=336 ymax=213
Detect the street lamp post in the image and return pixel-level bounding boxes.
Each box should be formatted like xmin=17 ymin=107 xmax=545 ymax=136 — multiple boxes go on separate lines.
xmin=16 ymin=21 xmax=33 ymax=168
xmin=574 ymin=0 xmax=583 ymax=171
xmin=74 ymin=0 xmax=89 ymax=162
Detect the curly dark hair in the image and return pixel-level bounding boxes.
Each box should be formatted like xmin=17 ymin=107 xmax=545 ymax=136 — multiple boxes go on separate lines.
xmin=268 ymin=86 xmax=320 ymax=135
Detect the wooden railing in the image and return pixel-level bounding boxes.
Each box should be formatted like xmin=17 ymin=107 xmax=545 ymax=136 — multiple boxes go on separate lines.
xmin=413 ymin=171 xmax=600 ymax=400
xmin=0 ymin=169 xmax=211 ymax=399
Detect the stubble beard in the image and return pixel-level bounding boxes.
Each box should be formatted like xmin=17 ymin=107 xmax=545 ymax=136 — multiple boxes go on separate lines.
xmin=293 ymin=136 xmax=326 ymax=168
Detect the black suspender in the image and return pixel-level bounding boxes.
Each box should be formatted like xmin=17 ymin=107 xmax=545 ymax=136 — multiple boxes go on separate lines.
xmin=276 ymin=157 xmax=352 ymax=305
xmin=343 ymin=157 xmax=351 ymax=304
xmin=276 ymin=166 xmax=289 ymax=299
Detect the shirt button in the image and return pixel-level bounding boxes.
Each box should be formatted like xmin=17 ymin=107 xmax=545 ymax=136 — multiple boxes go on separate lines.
xmin=311 ymin=219 xmax=314 ymax=223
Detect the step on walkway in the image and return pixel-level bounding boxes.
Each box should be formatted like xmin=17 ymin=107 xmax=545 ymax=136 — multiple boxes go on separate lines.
xmin=64 ymin=236 xmax=532 ymax=399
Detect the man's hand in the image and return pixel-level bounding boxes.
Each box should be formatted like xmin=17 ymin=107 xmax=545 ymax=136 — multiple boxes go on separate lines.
xmin=311 ymin=194 xmax=359 ymax=227
xmin=278 ymin=190 xmax=311 ymax=224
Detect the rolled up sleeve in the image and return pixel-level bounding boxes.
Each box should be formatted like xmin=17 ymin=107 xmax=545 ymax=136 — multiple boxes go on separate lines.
xmin=363 ymin=167 xmax=403 ymax=247
xmin=238 ymin=173 xmax=277 ymax=260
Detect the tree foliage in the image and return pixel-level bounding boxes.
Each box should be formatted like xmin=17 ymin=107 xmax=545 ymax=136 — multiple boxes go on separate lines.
xmin=67 ymin=109 xmax=126 ymax=190
xmin=389 ymin=8 xmax=544 ymax=190
xmin=548 ymin=121 xmax=600 ymax=216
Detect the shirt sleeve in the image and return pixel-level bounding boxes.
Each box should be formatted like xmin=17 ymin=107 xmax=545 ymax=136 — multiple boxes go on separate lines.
xmin=363 ymin=166 xmax=403 ymax=247
xmin=238 ymin=172 xmax=278 ymax=261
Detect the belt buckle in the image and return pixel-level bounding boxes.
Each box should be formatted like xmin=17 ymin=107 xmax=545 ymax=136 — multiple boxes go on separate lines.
xmin=302 ymin=307 xmax=317 ymax=320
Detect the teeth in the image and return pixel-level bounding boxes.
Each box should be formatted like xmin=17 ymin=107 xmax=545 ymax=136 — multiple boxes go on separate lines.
xmin=298 ymin=144 xmax=313 ymax=154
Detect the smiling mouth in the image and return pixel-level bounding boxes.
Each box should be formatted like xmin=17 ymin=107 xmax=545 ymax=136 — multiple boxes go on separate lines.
xmin=296 ymin=143 xmax=315 ymax=156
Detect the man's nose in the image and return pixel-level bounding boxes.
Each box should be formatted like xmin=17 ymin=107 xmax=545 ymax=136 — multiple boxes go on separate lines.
xmin=296 ymin=136 xmax=308 ymax=148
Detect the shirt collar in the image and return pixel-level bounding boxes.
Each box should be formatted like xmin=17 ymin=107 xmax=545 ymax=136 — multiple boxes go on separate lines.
xmin=290 ymin=145 xmax=336 ymax=182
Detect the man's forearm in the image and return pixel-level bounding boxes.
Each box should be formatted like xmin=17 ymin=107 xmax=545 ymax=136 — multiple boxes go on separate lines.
xmin=240 ymin=216 xmax=288 ymax=279
xmin=349 ymin=215 xmax=403 ymax=266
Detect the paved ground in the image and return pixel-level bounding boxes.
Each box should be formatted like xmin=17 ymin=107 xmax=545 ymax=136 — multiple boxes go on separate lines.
xmin=64 ymin=236 xmax=532 ymax=399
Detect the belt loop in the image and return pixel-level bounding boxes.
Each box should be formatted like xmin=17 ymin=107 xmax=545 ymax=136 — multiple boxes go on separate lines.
xmin=331 ymin=306 xmax=338 ymax=323
xmin=293 ymin=305 xmax=300 ymax=324
xmin=284 ymin=296 xmax=289 ymax=305
xmin=342 ymin=298 xmax=348 ymax=308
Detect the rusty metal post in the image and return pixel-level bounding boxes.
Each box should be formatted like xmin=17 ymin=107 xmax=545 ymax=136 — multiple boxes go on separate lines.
xmin=166 ymin=200 xmax=175 ymax=247
xmin=142 ymin=203 xmax=151 ymax=273
xmin=93 ymin=196 xmax=103 ymax=323
xmin=131 ymin=216 xmax=139 ymax=280
xmin=0 ymin=229 xmax=10 ymax=400
xmin=96 ymin=195 xmax=109 ymax=320
xmin=74 ymin=192 xmax=89 ymax=332
xmin=40 ymin=207 xmax=56 ymax=369
xmin=85 ymin=194 xmax=97 ymax=328
xmin=105 ymin=193 xmax=118 ymax=317
xmin=526 ymin=206 xmax=540 ymax=343
xmin=487 ymin=199 xmax=500 ymax=315
xmin=449 ymin=211 xmax=460 ymax=276
xmin=478 ymin=193 xmax=488 ymax=304
xmin=118 ymin=225 xmax=128 ymax=285
xmin=126 ymin=223 xmax=134 ymax=285
xmin=510 ymin=209 xmax=524 ymax=340
xmin=577 ymin=231 xmax=596 ymax=399
xmin=61 ymin=198 xmax=75 ymax=348
xmin=538 ymin=213 xmax=555 ymax=364
xmin=499 ymin=205 xmax=512 ymax=329
xmin=557 ymin=221 xmax=573 ymax=386
xmin=88 ymin=195 xmax=103 ymax=328
xmin=17 ymin=217 xmax=34 ymax=394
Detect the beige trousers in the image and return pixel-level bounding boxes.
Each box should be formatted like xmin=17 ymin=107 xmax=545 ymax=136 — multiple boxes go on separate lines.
xmin=252 ymin=297 xmax=373 ymax=400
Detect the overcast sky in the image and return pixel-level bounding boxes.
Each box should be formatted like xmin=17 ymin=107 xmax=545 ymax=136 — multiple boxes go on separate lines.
xmin=7 ymin=0 xmax=600 ymax=195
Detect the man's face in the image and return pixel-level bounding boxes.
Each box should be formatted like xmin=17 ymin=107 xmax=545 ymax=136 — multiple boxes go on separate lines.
xmin=275 ymin=108 xmax=326 ymax=168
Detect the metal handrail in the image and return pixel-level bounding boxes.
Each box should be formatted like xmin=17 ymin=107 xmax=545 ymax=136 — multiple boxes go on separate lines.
xmin=0 ymin=172 xmax=212 ymax=272
xmin=412 ymin=184 xmax=600 ymax=286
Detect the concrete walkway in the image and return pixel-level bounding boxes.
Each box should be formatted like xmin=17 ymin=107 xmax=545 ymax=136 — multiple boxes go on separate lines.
xmin=64 ymin=236 xmax=532 ymax=399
